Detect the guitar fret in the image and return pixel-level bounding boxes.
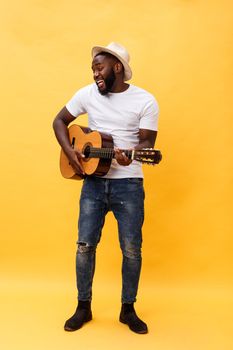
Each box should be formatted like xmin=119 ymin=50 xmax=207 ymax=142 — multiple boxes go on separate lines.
xmin=90 ymin=147 xmax=114 ymax=159
xmin=89 ymin=148 xmax=135 ymax=159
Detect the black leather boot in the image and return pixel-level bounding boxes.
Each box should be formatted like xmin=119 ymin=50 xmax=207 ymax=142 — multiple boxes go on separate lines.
xmin=119 ymin=303 xmax=148 ymax=334
xmin=64 ymin=301 xmax=92 ymax=331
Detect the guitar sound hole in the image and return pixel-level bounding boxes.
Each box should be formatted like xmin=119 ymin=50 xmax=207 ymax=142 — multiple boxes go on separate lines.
xmin=83 ymin=145 xmax=91 ymax=159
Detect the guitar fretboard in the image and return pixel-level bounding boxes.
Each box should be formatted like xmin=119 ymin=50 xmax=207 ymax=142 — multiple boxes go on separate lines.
xmin=85 ymin=147 xmax=132 ymax=159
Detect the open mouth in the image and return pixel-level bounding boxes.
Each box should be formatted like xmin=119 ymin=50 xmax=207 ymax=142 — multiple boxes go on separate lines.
xmin=96 ymin=79 xmax=105 ymax=89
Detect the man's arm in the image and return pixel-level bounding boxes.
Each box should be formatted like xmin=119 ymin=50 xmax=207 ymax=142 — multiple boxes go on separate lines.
xmin=135 ymin=129 xmax=157 ymax=150
xmin=115 ymin=129 xmax=157 ymax=166
xmin=53 ymin=107 xmax=85 ymax=175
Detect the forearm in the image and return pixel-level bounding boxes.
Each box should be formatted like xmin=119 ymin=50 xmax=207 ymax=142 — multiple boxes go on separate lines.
xmin=53 ymin=118 xmax=73 ymax=157
xmin=53 ymin=116 xmax=85 ymax=175
xmin=134 ymin=130 xmax=157 ymax=150
xmin=134 ymin=139 xmax=155 ymax=150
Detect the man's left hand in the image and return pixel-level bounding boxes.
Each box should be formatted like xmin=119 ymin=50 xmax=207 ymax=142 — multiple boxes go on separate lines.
xmin=114 ymin=148 xmax=132 ymax=166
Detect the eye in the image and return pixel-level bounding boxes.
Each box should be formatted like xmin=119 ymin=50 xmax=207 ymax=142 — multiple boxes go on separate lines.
xmin=92 ymin=64 xmax=104 ymax=71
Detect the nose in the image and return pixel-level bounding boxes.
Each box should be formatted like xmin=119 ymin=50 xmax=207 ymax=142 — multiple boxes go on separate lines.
xmin=93 ymin=70 xmax=100 ymax=80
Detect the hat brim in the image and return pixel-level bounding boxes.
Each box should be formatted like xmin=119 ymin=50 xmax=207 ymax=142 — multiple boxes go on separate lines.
xmin=92 ymin=46 xmax=132 ymax=81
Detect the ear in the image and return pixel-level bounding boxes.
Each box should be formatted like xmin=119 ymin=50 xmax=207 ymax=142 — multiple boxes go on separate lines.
xmin=114 ymin=62 xmax=123 ymax=75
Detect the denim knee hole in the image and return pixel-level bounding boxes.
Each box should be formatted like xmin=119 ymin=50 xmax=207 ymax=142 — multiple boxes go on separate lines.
xmin=77 ymin=242 xmax=96 ymax=254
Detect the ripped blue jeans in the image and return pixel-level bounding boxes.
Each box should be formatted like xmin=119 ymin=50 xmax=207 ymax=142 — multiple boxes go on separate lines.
xmin=76 ymin=176 xmax=144 ymax=304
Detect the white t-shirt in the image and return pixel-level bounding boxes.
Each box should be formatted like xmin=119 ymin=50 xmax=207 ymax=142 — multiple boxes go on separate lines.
xmin=66 ymin=83 xmax=159 ymax=178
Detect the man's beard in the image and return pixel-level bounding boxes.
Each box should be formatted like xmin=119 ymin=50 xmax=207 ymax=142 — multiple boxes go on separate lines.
xmin=98 ymin=69 xmax=116 ymax=95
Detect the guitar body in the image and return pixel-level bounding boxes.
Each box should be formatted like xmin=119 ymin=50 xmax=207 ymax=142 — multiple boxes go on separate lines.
xmin=60 ymin=125 xmax=114 ymax=180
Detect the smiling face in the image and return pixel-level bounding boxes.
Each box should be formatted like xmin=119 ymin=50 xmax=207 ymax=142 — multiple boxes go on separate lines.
xmin=91 ymin=53 xmax=123 ymax=95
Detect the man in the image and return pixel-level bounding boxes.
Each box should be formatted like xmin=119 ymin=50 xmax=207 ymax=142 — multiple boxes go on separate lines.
xmin=53 ymin=42 xmax=159 ymax=334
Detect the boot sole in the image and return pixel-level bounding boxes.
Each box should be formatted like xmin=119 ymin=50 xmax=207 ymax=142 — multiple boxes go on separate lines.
xmin=64 ymin=313 xmax=92 ymax=332
xmin=119 ymin=316 xmax=148 ymax=334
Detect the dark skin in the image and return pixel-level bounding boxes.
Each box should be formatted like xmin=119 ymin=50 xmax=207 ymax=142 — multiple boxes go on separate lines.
xmin=53 ymin=54 xmax=157 ymax=176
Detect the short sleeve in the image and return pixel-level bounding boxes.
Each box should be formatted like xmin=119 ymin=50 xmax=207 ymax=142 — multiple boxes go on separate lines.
xmin=66 ymin=88 xmax=87 ymax=117
xmin=139 ymin=97 xmax=159 ymax=131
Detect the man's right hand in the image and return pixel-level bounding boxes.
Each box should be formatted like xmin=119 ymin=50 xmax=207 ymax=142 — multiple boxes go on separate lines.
xmin=66 ymin=148 xmax=86 ymax=176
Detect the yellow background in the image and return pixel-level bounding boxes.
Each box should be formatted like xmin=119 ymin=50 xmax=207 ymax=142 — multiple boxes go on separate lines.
xmin=1 ymin=0 xmax=232 ymax=349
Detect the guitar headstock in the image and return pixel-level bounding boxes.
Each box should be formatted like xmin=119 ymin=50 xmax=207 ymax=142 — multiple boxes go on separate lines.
xmin=134 ymin=149 xmax=162 ymax=165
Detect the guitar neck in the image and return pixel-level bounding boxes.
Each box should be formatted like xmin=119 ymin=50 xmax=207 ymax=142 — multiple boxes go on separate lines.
xmin=85 ymin=147 xmax=132 ymax=160
xmin=83 ymin=146 xmax=162 ymax=165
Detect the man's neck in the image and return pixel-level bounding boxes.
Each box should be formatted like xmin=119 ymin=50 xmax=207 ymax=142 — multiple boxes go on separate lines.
xmin=110 ymin=81 xmax=129 ymax=93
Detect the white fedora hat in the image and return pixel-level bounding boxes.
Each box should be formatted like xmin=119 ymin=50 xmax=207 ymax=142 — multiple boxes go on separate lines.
xmin=91 ymin=42 xmax=132 ymax=81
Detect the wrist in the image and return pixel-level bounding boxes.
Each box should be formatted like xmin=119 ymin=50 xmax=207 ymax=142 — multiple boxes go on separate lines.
xmin=63 ymin=146 xmax=76 ymax=159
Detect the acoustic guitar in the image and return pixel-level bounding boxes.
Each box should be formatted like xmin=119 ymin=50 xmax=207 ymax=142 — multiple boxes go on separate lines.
xmin=60 ymin=125 xmax=162 ymax=180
